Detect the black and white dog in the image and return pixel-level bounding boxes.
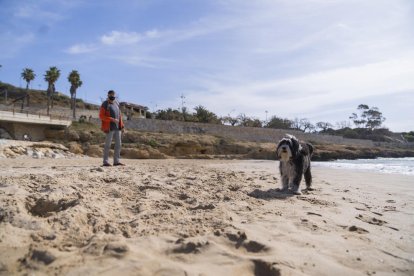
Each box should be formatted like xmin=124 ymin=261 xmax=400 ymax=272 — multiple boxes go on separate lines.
xmin=276 ymin=135 xmax=314 ymax=195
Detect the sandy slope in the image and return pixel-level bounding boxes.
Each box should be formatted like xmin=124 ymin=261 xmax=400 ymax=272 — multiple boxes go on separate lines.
xmin=0 ymin=158 xmax=413 ymax=275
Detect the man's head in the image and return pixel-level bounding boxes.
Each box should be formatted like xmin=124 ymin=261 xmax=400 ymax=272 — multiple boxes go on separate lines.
xmin=108 ymin=90 xmax=116 ymax=102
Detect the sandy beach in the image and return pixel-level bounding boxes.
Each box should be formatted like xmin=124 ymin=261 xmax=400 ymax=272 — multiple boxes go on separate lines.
xmin=0 ymin=157 xmax=413 ymax=275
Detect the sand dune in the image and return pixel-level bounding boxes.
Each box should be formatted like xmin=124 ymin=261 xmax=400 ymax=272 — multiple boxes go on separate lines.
xmin=0 ymin=158 xmax=413 ymax=275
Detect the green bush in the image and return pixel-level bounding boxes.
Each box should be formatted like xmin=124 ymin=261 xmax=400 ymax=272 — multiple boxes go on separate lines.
xmin=343 ymin=129 xmax=358 ymax=139
xmin=403 ymin=131 xmax=414 ymax=142
xmin=147 ymin=139 xmax=158 ymax=148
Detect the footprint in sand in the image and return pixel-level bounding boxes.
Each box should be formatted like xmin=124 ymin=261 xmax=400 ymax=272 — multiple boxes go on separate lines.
xmin=356 ymin=214 xmax=387 ymax=226
xmin=306 ymin=212 xmax=322 ymax=217
xmin=348 ymin=225 xmax=369 ymax=234
xmin=22 ymin=249 xmax=56 ymax=266
xmin=297 ymin=196 xmax=336 ymax=207
xmin=225 ymin=231 xmax=269 ymax=253
xmin=300 ymin=219 xmax=320 ymax=232
xmin=104 ymin=242 xmax=129 ymax=257
xmin=188 ymin=203 xmax=215 ymax=211
xmin=26 ymin=197 xmax=79 ymax=217
xmin=252 ymin=259 xmax=281 ymax=276
xmin=243 ymin=240 xmax=269 ymax=253
xmin=172 ymin=239 xmax=209 ymax=254
xmin=383 ymin=206 xmax=397 ymax=212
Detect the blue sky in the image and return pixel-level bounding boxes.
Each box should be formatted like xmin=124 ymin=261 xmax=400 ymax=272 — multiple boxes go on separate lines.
xmin=1 ymin=0 xmax=413 ymax=132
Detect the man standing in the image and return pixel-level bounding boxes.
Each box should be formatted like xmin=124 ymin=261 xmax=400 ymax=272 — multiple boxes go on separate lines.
xmin=99 ymin=90 xmax=125 ymax=166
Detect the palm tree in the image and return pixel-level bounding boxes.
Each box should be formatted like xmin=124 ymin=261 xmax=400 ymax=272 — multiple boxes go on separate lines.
xmin=44 ymin=66 xmax=60 ymax=115
xmin=21 ymin=68 xmax=36 ymax=109
xmin=68 ymin=70 xmax=83 ymax=119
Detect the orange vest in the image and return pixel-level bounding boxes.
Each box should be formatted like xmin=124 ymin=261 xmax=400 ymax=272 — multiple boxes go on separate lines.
xmin=99 ymin=101 xmax=124 ymax=133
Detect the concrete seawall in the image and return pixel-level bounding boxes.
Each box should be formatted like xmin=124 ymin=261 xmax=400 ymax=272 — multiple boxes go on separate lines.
xmin=0 ymin=110 xmax=71 ymax=141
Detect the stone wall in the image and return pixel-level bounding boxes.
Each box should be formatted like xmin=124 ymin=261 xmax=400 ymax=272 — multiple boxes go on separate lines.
xmin=119 ymin=118 xmax=375 ymax=146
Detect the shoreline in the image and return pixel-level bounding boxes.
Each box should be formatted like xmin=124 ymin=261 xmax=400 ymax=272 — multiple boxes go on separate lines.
xmin=1 ymin=137 xmax=414 ymax=162
xmin=1 ymin=158 xmax=413 ymax=275
xmin=313 ymin=157 xmax=414 ymax=176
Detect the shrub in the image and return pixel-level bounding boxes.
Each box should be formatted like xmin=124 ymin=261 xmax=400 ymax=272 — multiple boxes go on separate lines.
xmin=147 ymin=139 xmax=159 ymax=148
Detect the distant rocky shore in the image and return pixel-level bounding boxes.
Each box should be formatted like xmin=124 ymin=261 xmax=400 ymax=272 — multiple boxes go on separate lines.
xmin=2 ymin=123 xmax=413 ymax=161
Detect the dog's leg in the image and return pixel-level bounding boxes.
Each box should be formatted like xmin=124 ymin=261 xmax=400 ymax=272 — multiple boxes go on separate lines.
xmin=291 ymin=163 xmax=304 ymax=195
xmin=291 ymin=175 xmax=303 ymax=195
xmin=278 ymin=162 xmax=289 ymax=192
xmin=304 ymin=166 xmax=313 ymax=191
xmin=281 ymin=176 xmax=289 ymax=191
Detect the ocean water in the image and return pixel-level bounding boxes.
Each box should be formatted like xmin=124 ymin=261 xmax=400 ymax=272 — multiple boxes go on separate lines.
xmin=314 ymin=157 xmax=414 ymax=176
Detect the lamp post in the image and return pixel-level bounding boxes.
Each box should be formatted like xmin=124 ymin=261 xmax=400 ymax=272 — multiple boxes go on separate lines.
xmin=180 ymin=93 xmax=186 ymax=113
xmin=0 ymin=65 xmax=6 ymax=104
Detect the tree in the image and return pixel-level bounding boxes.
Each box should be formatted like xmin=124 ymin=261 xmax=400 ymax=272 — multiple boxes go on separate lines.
xmin=349 ymin=104 xmax=386 ymax=130
xmin=265 ymin=116 xmax=293 ymax=129
xmin=301 ymin=119 xmax=315 ymax=133
xmin=315 ymin=121 xmax=333 ymax=132
xmin=349 ymin=104 xmax=368 ymax=128
xmin=292 ymin=118 xmax=315 ymax=132
xmin=155 ymin=108 xmax=184 ymax=121
xmin=180 ymin=106 xmax=198 ymax=122
xmin=247 ymin=118 xmax=263 ymax=128
xmin=335 ymin=120 xmax=351 ymax=130
xmin=365 ymin=107 xmax=386 ymax=130
xmin=221 ymin=115 xmax=239 ymax=126
xmin=193 ymin=105 xmax=220 ymax=124
xmin=237 ymin=113 xmax=263 ymax=127
xmin=44 ymin=66 xmax=60 ymax=115
xmin=68 ymin=70 xmax=83 ymax=119
xmin=21 ymin=68 xmax=36 ymax=109
xmin=181 ymin=106 xmax=189 ymax=121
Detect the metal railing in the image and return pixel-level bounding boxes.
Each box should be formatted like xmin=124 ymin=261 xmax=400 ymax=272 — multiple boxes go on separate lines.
xmin=0 ymin=105 xmax=73 ymax=121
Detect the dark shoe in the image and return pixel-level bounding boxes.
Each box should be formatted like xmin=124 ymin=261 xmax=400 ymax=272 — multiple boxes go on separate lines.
xmin=103 ymin=163 xmax=112 ymax=167
xmin=113 ymin=162 xmax=125 ymax=166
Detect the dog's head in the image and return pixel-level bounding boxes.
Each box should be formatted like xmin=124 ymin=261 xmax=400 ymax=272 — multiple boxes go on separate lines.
xmin=276 ymin=135 xmax=300 ymax=161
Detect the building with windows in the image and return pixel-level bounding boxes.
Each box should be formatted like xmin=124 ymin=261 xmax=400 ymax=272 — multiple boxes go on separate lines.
xmin=119 ymin=102 xmax=148 ymax=120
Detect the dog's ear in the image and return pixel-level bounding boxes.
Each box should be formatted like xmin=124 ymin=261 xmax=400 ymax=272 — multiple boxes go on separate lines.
xmin=290 ymin=137 xmax=300 ymax=156
xmin=276 ymin=140 xmax=283 ymax=157
xmin=276 ymin=140 xmax=283 ymax=151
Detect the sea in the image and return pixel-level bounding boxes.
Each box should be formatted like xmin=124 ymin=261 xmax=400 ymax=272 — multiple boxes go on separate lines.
xmin=314 ymin=157 xmax=414 ymax=176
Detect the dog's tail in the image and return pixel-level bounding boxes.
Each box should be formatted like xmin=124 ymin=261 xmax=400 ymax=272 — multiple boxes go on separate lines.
xmin=300 ymin=143 xmax=314 ymax=157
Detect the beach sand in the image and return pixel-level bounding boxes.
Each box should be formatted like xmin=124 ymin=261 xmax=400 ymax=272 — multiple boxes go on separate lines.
xmin=0 ymin=158 xmax=413 ymax=275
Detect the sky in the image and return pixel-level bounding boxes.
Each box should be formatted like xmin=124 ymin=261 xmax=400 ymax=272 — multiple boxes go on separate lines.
xmin=1 ymin=0 xmax=413 ymax=132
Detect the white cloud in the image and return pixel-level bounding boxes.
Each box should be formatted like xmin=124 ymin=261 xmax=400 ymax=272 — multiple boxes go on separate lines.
xmin=66 ymin=29 xmax=165 ymax=65
xmin=145 ymin=29 xmax=160 ymax=39
xmin=117 ymin=55 xmax=175 ymax=68
xmin=13 ymin=2 xmax=65 ymax=21
xmin=99 ymin=29 xmax=162 ymax=46
xmin=12 ymin=0 xmax=85 ymax=20
xmin=101 ymin=31 xmax=141 ymax=45
xmin=66 ymin=43 xmax=98 ymax=54
xmin=177 ymin=52 xmax=414 ymax=123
